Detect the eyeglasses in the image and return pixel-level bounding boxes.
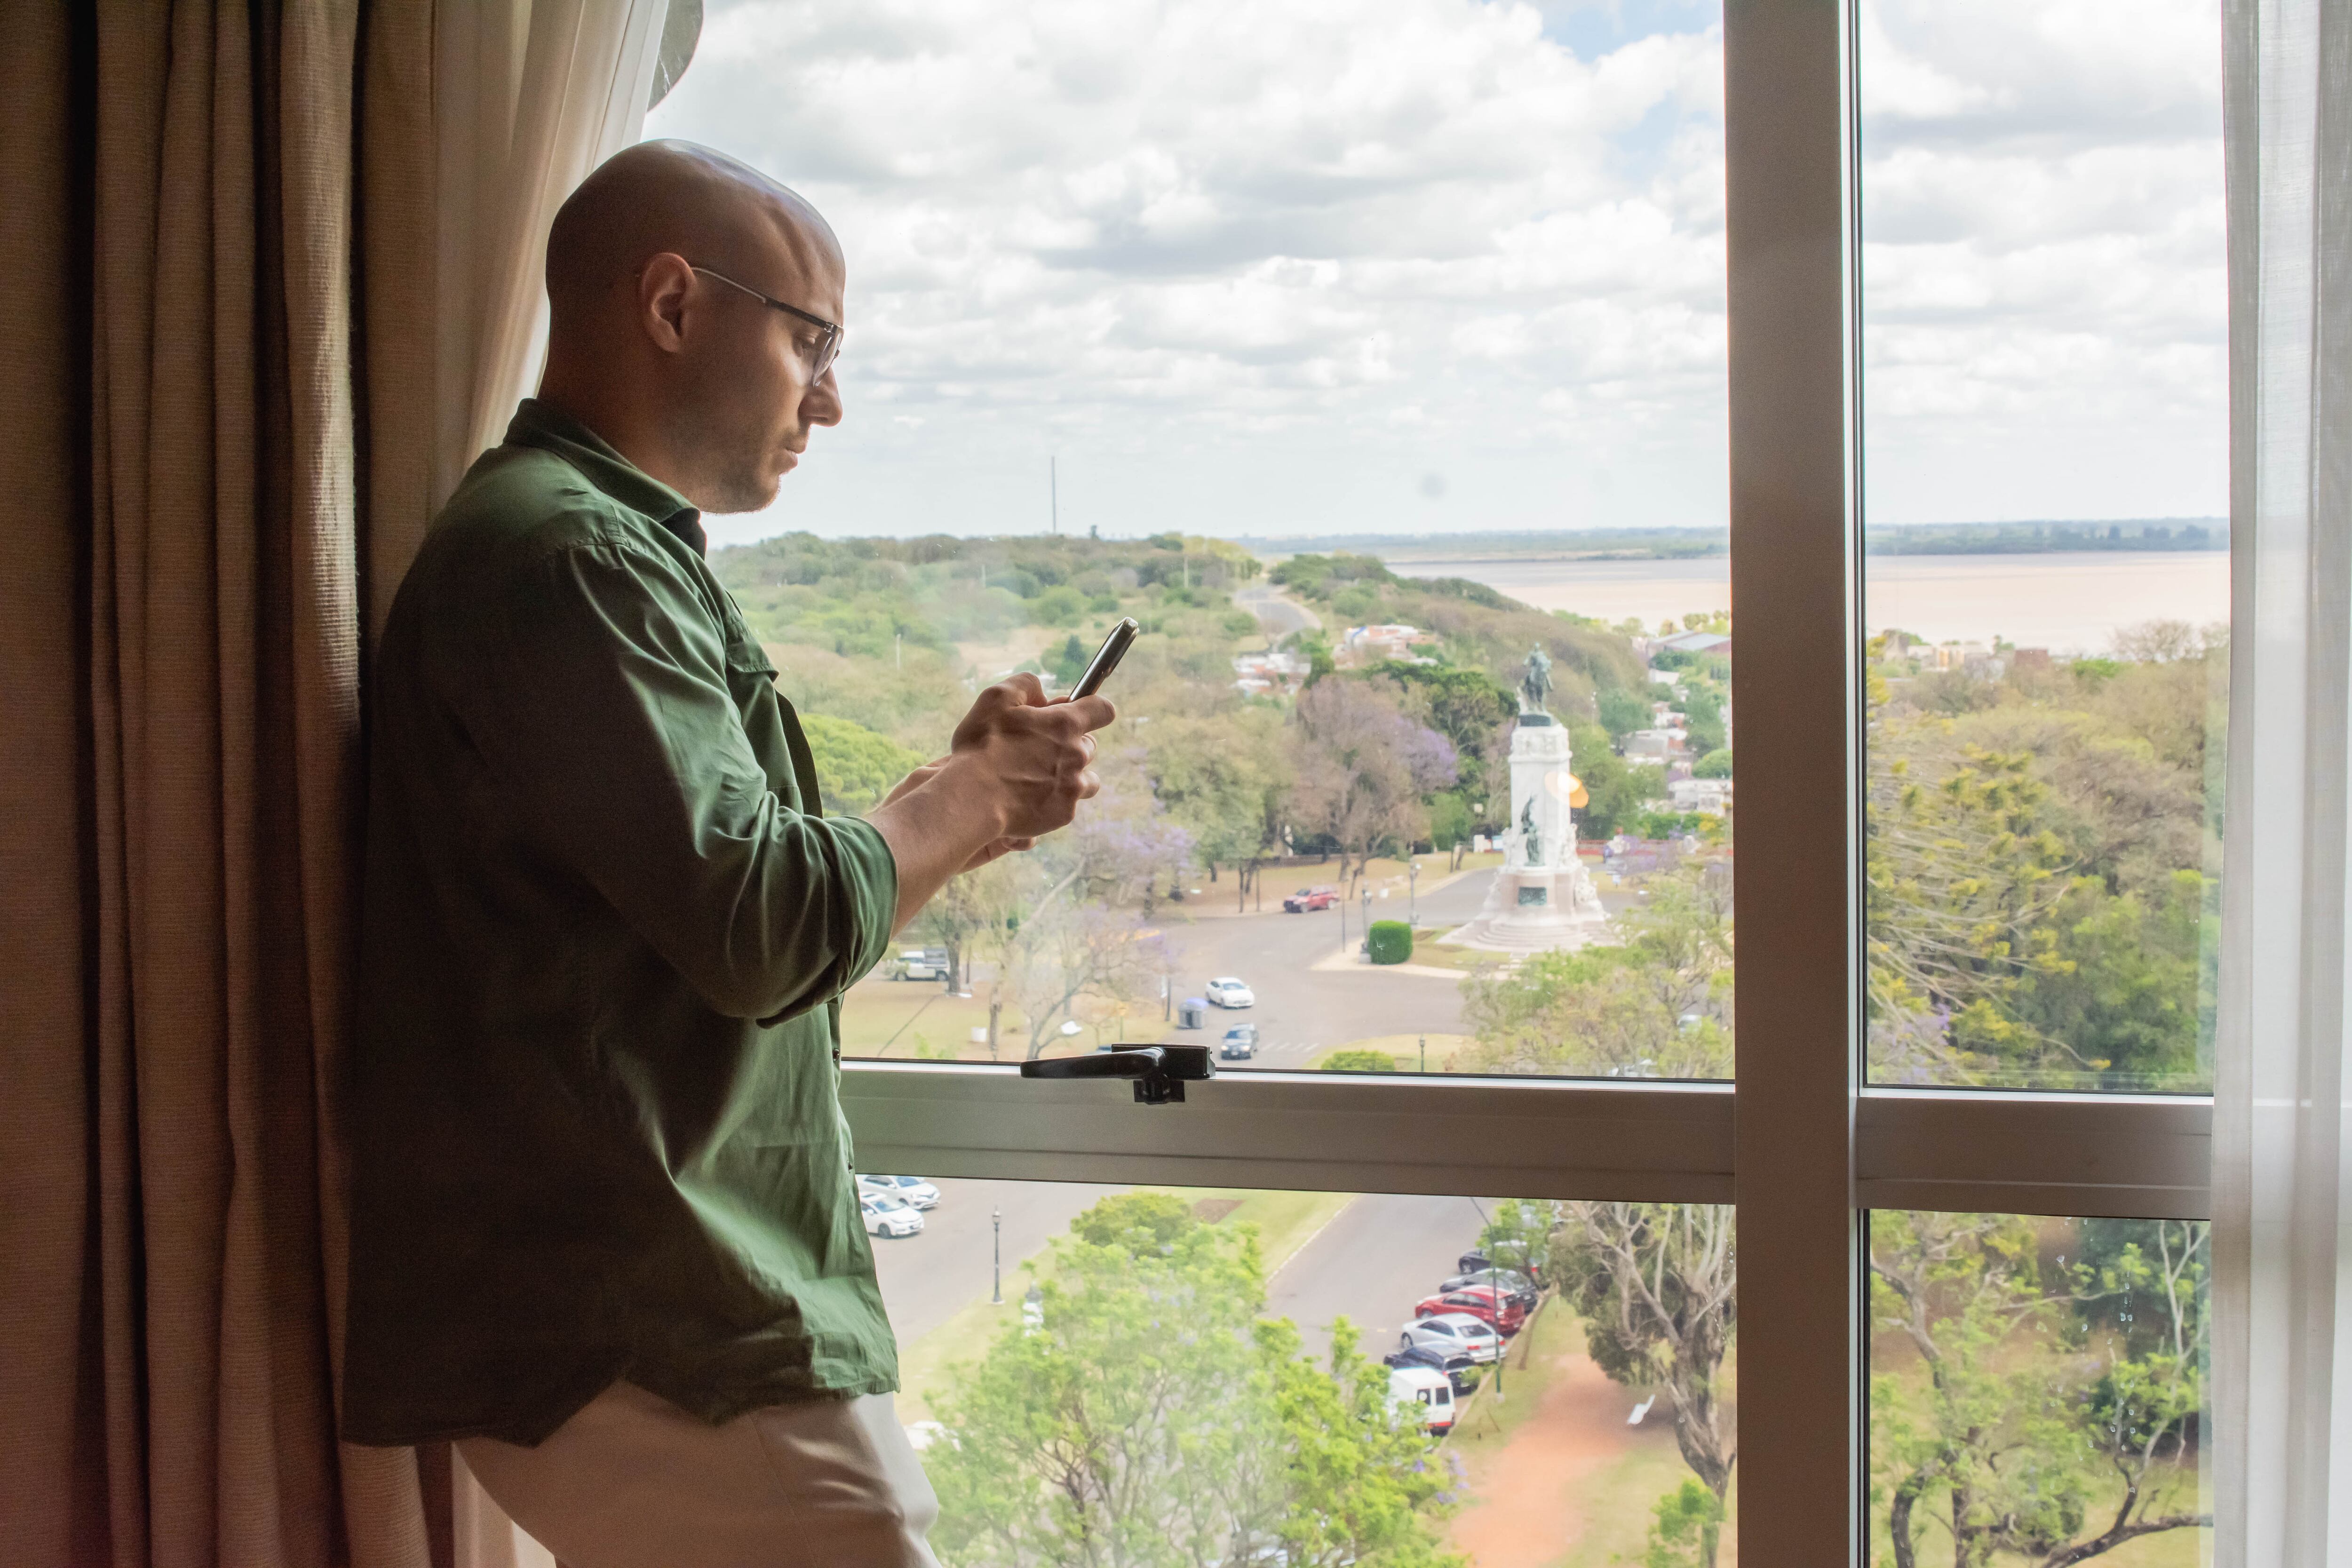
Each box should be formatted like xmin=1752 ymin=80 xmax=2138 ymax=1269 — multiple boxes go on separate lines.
xmin=689 ymin=264 xmax=843 ymax=382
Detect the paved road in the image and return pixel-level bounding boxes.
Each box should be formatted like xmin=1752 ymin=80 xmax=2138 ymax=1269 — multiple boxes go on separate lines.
xmin=867 ymin=1177 xmax=1125 ymax=1345
xmin=1265 ymin=1193 xmax=1489 ymax=1360
xmin=1154 ymin=869 xmax=1501 ymax=1068
xmin=1234 ymin=585 xmax=1320 ymax=638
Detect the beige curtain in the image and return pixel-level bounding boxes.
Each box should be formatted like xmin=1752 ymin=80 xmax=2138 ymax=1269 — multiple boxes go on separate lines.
xmin=0 ymin=4 xmax=661 ymax=1567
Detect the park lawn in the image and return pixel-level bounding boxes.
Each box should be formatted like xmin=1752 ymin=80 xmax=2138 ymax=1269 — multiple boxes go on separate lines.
xmin=1446 ymin=1293 xmax=1581 ymax=1456
xmin=893 ymin=1186 xmax=1359 ymax=1424
xmin=836 ymin=981 xmax=1021 ymax=1059
xmin=1402 ymin=935 xmax=1504 ymax=973
xmin=1307 ymin=1035 xmax=1472 ymax=1073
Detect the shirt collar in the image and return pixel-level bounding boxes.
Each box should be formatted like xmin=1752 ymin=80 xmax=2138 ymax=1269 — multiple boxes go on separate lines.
xmin=502 ymin=398 xmax=707 ymax=555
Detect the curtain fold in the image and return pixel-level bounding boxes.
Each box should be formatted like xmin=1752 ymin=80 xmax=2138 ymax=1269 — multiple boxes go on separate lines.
xmin=0 ymin=3 xmax=664 ymax=1566
xmin=2212 ymin=0 xmax=2352 ymax=1556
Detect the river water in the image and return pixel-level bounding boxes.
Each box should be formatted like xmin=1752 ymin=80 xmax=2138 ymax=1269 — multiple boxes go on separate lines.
xmin=1391 ymin=550 xmax=2230 ymax=654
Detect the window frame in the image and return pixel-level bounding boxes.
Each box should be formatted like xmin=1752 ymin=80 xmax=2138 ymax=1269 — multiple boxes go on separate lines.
xmin=825 ymin=0 xmax=2221 ymax=1560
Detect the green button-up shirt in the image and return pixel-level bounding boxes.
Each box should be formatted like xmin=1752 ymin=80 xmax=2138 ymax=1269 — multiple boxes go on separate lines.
xmin=343 ymin=400 xmax=902 ymax=1447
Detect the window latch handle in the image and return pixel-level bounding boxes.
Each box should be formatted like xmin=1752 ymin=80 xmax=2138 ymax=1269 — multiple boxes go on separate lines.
xmin=1019 ymin=1043 xmax=1216 ymax=1105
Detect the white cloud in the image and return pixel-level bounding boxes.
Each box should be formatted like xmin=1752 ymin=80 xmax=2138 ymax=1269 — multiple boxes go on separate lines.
xmin=644 ymin=0 xmax=2223 ymax=542
xmin=1858 ymin=0 xmax=2227 ymax=524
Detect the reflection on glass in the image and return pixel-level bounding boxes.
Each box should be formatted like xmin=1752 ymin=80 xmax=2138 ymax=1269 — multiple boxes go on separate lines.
xmin=867 ymin=1180 xmax=1736 ymax=1566
xmin=1867 ymin=1211 xmax=2210 ymax=1565
xmin=650 ymin=0 xmax=1736 ymax=1077
xmin=1859 ymin=0 xmax=2228 ymax=1091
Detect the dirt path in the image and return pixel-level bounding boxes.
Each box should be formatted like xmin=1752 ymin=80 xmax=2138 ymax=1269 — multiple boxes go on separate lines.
xmin=1446 ymin=1349 xmax=1640 ymax=1568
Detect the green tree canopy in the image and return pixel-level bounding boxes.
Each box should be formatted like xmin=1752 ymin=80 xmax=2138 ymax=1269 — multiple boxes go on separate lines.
xmin=799 ymin=713 xmax=927 ymax=814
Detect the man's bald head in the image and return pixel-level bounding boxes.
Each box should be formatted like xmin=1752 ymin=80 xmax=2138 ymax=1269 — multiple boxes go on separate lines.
xmin=536 ymin=141 xmax=848 ymax=515
xmin=546 ymin=140 xmax=842 ymax=334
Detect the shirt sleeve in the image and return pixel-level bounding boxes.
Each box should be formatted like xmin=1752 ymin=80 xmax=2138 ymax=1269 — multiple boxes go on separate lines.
xmin=441 ymin=534 xmax=899 ymax=1021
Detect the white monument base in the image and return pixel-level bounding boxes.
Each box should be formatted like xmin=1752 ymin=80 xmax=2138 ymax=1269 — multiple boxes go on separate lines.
xmin=1443 ymin=710 xmax=1612 ymax=955
xmin=1446 ymin=863 xmax=1609 ymax=954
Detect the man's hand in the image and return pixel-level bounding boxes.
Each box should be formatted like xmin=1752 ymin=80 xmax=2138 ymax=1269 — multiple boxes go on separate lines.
xmin=863 ymin=676 xmax=1116 ymax=933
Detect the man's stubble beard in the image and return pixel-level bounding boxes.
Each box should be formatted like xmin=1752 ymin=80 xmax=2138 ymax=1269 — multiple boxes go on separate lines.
xmin=669 ymin=389 xmax=787 ymax=515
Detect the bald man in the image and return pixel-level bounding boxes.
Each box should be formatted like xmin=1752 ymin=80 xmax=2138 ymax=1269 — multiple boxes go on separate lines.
xmin=342 ymin=142 xmax=1108 ymax=1568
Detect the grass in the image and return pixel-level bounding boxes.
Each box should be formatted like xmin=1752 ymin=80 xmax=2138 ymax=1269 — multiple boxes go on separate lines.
xmin=1234 ymin=852 xmax=1505 ymax=912
xmin=1306 ymin=1034 xmax=1472 ymax=1072
xmin=1446 ymin=1294 xmax=1580 ymax=1456
xmin=893 ymin=1184 xmax=1359 ymax=1423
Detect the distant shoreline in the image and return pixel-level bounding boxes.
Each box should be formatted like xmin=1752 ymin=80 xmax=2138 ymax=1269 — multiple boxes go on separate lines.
xmin=1235 ymin=519 xmax=2227 ymax=563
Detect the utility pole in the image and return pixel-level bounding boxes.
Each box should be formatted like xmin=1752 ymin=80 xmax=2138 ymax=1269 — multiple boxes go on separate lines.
xmin=992 ymin=1206 xmax=1003 ymax=1304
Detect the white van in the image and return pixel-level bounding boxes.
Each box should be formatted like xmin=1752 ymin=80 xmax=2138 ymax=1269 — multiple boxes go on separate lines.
xmin=1387 ymin=1365 xmax=1456 ymax=1435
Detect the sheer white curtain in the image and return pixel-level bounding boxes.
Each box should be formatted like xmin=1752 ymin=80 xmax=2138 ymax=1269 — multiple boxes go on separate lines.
xmin=405 ymin=5 xmax=668 ymax=1566
xmin=2212 ymin=0 xmax=2352 ymax=1556
xmin=434 ymin=0 xmax=670 ymax=507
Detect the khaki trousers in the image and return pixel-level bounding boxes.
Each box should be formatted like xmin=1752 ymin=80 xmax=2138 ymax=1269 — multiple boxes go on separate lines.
xmin=458 ymin=1381 xmax=942 ymax=1568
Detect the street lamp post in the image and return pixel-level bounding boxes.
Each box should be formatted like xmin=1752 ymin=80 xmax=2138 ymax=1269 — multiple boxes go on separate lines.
xmin=1466 ymin=1196 xmax=1503 ymax=1401
xmin=1360 ymin=888 xmax=1371 ymax=953
xmin=1409 ymin=859 xmax=1420 ymax=925
xmin=992 ymin=1206 xmax=1002 ymax=1304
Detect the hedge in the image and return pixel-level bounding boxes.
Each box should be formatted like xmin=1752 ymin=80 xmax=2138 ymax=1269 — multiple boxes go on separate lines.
xmin=1367 ymin=919 xmax=1414 ymax=965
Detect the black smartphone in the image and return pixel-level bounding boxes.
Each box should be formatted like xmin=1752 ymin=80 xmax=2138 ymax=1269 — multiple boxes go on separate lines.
xmin=1069 ymin=617 xmax=1139 ymax=699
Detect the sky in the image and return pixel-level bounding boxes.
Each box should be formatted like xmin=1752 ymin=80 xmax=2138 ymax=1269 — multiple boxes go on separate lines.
xmin=642 ymin=0 xmax=2227 ymax=547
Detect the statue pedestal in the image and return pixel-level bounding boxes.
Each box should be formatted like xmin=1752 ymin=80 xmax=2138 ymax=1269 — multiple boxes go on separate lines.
xmin=1445 ymin=712 xmax=1610 ymax=954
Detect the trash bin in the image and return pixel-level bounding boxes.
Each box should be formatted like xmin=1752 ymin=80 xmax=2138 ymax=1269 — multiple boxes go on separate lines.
xmin=1177 ymin=998 xmax=1207 ymax=1029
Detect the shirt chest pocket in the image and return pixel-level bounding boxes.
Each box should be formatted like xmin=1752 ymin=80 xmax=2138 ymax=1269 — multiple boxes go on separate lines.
xmin=719 ymin=637 xmax=803 ymax=812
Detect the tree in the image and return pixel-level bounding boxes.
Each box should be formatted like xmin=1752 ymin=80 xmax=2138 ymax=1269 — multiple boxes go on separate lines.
xmin=1868 ymin=1212 xmax=2209 ymax=1568
xmin=1319 ymin=1049 xmax=1398 ymax=1072
xmin=1567 ymin=720 xmax=1661 ymax=842
xmin=926 ymin=1196 xmax=1461 ymax=1568
xmin=1291 ymin=679 xmax=1458 ymax=891
xmin=800 ymin=712 xmax=927 ymax=813
xmin=1599 ymin=686 xmax=1653 ymax=742
xmin=1143 ymin=708 xmax=1294 ymax=911
xmin=1693 ymin=748 xmax=1732 ymax=780
xmin=1458 ymin=866 xmax=1732 ymax=1079
xmin=1551 ymin=1203 xmax=1737 ymax=1562
xmin=1645 ymin=1479 xmax=1725 ymax=1568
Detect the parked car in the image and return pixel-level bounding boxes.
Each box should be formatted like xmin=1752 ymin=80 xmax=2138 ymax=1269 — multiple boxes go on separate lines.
xmin=1387 ymin=1365 xmax=1456 ymax=1435
xmin=1457 ymin=1250 xmax=1543 ymax=1287
xmin=1282 ymin=886 xmax=1338 ymax=913
xmin=1415 ymin=1286 xmax=1527 ymax=1336
xmin=891 ymin=947 xmax=949 ymax=982
xmin=1204 ymin=976 xmax=1256 ymax=1009
xmin=1398 ymin=1312 xmax=1500 ymax=1364
xmin=1442 ymin=1269 xmax=1539 ymax=1311
xmin=1384 ymin=1341 xmax=1479 ymax=1394
xmin=858 ymin=1174 xmax=940 ymax=1210
xmin=1218 ymin=1024 xmax=1260 ymax=1060
xmin=860 ymin=1193 xmax=924 ymax=1238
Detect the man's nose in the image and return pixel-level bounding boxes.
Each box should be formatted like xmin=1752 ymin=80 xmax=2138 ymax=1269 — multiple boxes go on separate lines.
xmin=805 ymin=366 xmax=843 ymax=427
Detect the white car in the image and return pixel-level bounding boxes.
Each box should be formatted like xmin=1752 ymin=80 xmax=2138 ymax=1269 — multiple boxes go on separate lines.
xmin=1204 ymin=976 xmax=1255 ymax=1009
xmin=861 ymin=1193 xmax=924 ymax=1238
xmin=1399 ymin=1312 xmax=1501 ymax=1364
xmin=1387 ymin=1365 xmax=1457 ymax=1435
xmin=858 ymin=1174 xmax=940 ymax=1210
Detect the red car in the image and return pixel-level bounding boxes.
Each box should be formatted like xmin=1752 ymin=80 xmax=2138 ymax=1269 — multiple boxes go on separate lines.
xmin=1283 ymin=886 xmax=1338 ymax=913
xmin=1415 ymin=1286 xmax=1527 ymax=1336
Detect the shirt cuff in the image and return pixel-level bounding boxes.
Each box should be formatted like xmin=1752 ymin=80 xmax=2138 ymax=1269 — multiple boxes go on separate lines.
xmin=829 ymin=814 xmax=902 ymax=990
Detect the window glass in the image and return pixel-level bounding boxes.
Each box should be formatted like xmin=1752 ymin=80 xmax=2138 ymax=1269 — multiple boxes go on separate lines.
xmin=1868 ymin=1210 xmax=2210 ymax=1563
xmin=1858 ymin=0 xmax=2228 ymax=1092
xmin=647 ymin=0 xmax=1735 ymax=1079
xmin=858 ymin=1176 xmax=1735 ymax=1565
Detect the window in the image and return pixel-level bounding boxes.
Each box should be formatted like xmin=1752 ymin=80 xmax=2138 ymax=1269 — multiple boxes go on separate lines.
xmin=644 ymin=0 xmax=2221 ymax=1560
xmin=866 ymin=1178 xmax=1737 ymax=1565
xmin=655 ymin=0 xmax=1735 ymax=1081
xmin=1858 ymin=0 xmax=2229 ymax=1096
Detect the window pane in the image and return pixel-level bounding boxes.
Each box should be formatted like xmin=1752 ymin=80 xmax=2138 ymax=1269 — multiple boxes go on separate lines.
xmin=860 ymin=1178 xmax=1734 ymax=1565
xmin=1868 ymin=1210 xmax=2211 ymax=1563
xmin=651 ymin=0 xmax=1734 ymax=1079
xmin=1858 ymin=0 xmax=2227 ymax=1091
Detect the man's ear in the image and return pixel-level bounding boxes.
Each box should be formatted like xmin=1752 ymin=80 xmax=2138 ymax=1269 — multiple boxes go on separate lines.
xmin=637 ymin=252 xmax=695 ymax=354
